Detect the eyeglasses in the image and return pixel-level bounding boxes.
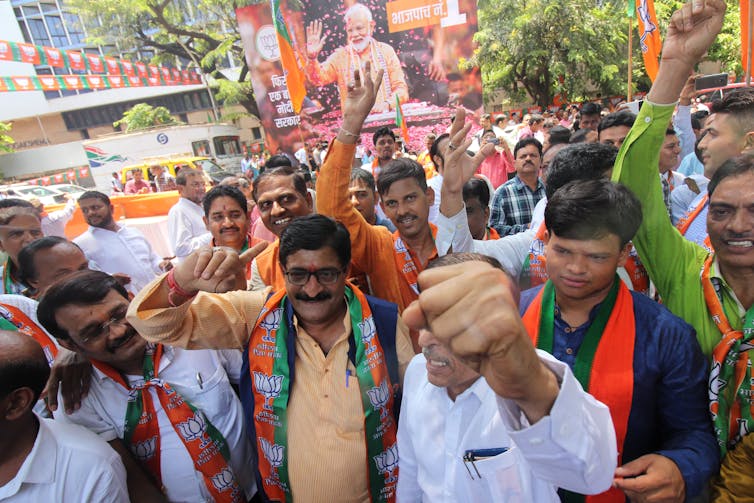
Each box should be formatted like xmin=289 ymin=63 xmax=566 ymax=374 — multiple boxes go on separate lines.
xmin=283 ymin=268 xmax=344 ymax=286
xmin=79 ymin=309 xmax=129 ymax=344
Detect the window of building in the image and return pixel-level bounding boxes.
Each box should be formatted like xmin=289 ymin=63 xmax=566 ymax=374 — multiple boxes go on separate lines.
xmin=46 ymin=15 xmax=68 ymax=47
xmin=252 ymin=127 xmax=261 ymax=140
xmin=63 ymin=12 xmax=85 ymax=46
xmin=22 ymin=5 xmax=41 ymax=17
xmin=28 ymin=18 xmax=51 ymax=46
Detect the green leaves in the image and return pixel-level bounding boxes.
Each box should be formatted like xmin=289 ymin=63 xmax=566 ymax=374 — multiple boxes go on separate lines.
xmin=112 ymin=104 xmax=179 ymax=132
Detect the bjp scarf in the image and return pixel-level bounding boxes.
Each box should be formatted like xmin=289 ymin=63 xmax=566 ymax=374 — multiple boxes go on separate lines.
xmin=0 ymin=302 xmax=57 ymax=366
xmin=522 ymin=278 xmax=635 ymax=503
xmin=391 ymin=224 xmax=437 ymax=296
xmin=703 ymin=255 xmax=754 ymax=456
xmin=249 ymin=286 xmax=398 ymax=503
xmin=93 ymin=344 xmax=243 ymax=502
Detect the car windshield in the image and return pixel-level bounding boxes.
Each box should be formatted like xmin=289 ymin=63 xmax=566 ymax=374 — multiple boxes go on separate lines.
xmin=16 ymin=187 xmax=58 ymax=196
xmin=53 ymin=185 xmax=83 ymax=193
xmin=194 ymin=159 xmax=224 ymax=173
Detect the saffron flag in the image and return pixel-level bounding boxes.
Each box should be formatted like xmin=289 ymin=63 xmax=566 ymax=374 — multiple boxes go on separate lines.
xmin=636 ymin=0 xmax=662 ymax=82
xmin=270 ymin=0 xmax=306 ymax=114
xmin=743 ymin=0 xmax=752 ymax=75
xmin=395 ymin=94 xmax=409 ymax=143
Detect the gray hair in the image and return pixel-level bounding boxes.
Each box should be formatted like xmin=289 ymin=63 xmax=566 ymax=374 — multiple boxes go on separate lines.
xmin=345 ymin=3 xmax=373 ymax=24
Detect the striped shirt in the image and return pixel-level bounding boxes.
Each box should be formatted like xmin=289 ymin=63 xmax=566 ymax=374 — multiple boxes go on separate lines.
xmin=489 ymin=176 xmax=545 ymax=236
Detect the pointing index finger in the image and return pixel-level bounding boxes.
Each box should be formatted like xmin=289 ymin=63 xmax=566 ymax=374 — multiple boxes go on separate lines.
xmin=240 ymin=241 xmax=268 ymax=265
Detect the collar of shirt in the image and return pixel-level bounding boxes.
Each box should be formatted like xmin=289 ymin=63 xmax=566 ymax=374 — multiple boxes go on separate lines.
xmin=91 ymin=345 xmax=176 ymax=382
xmin=710 ymin=256 xmax=747 ymax=318
xmin=292 ymin=299 xmax=351 ymax=356
xmin=0 ymin=417 xmax=56 ymax=496
xmin=512 ymin=176 xmax=544 ymax=193
xmin=89 ymin=223 xmax=123 ymax=235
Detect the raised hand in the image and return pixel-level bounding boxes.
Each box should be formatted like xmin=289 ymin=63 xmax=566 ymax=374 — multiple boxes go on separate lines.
xmin=662 ymin=0 xmax=726 ymax=66
xmin=403 ymin=261 xmax=559 ymax=423
xmin=172 ymin=242 xmax=268 ymax=295
xmin=338 ymin=61 xmax=384 ymax=144
xmin=306 ymin=21 xmax=327 ymax=61
xmin=440 ymin=108 xmax=497 ymax=216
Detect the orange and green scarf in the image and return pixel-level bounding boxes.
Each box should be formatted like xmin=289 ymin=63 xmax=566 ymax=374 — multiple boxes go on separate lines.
xmin=391 ymin=224 xmax=437 ymax=297
xmin=703 ymin=255 xmax=754 ymax=456
xmin=0 ymin=302 xmax=58 ymax=366
xmin=677 ymin=193 xmax=713 ymax=252
xmin=249 ymin=286 xmax=398 ymax=503
xmin=522 ymin=278 xmax=635 ymax=503
xmin=94 ymin=344 xmax=243 ymax=502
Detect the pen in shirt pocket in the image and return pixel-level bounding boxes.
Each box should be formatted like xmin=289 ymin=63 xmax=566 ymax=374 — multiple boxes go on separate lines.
xmin=345 ymin=369 xmax=351 ymax=388
xmin=463 ymin=448 xmax=509 ymax=479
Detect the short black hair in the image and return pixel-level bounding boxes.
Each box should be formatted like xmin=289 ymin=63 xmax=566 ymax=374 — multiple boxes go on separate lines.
xmin=252 ymin=166 xmax=308 ymax=202
xmin=376 ymin=158 xmax=427 ymax=195
xmin=202 ymin=185 xmax=248 ymax=217
xmin=350 ymin=168 xmax=376 ymax=191
xmin=266 ymin=154 xmax=293 ymax=169
xmin=690 ymin=117 xmax=702 ymax=131
xmin=372 ymin=127 xmax=396 ymax=146
xmin=37 ymin=270 xmax=128 ymax=342
xmin=710 ymin=87 xmax=754 ymax=132
xmin=0 ymin=331 xmax=50 ymax=401
xmin=513 ymin=137 xmax=543 ymax=159
xmin=429 ymin=133 xmax=450 ymax=171
xmin=545 ymin=179 xmax=641 ymax=247
xmin=547 ymin=126 xmax=571 ymax=146
xmin=278 ymin=215 xmax=351 ymax=269
xmin=545 ymin=143 xmax=618 ymax=199
xmin=598 ymin=111 xmax=636 ymax=133
xmin=462 ymin=178 xmax=491 ymax=207
xmin=708 ymin=152 xmax=754 ymax=198
xmin=18 ymin=236 xmax=81 ymax=282
xmin=0 ymin=198 xmax=34 ymax=210
xmin=77 ymin=191 xmax=110 ymax=205
xmin=581 ymin=102 xmax=602 ymax=116
xmin=569 ymin=128 xmax=591 ymax=144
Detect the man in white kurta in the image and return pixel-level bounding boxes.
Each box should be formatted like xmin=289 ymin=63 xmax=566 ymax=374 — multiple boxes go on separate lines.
xmin=74 ymin=191 xmax=171 ymax=294
xmin=168 ymin=169 xmax=211 ymax=262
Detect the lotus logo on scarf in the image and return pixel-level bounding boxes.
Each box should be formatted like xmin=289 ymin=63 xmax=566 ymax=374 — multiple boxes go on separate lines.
xmin=259 ymin=308 xmax=283 ymax=343
xmin=709 ymin=361 xmax=726 ymax=410
xmin=394 ymin=237 xmax=411 ymax=261
xmin=132 ymin=436 xmax=158 ymax=462
xmin=367 ymin=379 xmax=390 ymax=420
xmin=254 ymin=372 xmax=283 ymax=410
xmin=359 ymin=315 xmax=377 ymax=354
xmin=177 ymin=412 xmax=208 ymax=445
xmin=211 ymin=467 xmax=236 ymax=492
xmin=373 ymin=444 xmax=399 ymax=483
xmin=260 ymin=437 xmax=285 ymax=476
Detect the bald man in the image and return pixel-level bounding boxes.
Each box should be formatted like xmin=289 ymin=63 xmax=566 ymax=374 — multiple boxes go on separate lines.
xmin=0 ymin=331 xmax=128 ymax=502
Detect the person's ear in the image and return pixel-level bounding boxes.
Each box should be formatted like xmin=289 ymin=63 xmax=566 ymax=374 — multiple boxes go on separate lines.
xmin=1 ymin=387 xmax=36 ymax=421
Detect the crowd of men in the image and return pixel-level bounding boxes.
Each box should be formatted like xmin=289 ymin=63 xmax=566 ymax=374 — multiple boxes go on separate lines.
xmin=1 ymin=1 xmax=753 ymax=501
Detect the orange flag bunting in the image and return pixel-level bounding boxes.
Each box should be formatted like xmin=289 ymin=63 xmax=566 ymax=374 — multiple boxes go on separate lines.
xmin=636 ymin=0 xmax=662 ymax=82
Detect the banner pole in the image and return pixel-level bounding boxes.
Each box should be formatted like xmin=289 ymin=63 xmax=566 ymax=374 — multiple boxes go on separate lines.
xmin=628 ymin=16 xmax=633 ymax=102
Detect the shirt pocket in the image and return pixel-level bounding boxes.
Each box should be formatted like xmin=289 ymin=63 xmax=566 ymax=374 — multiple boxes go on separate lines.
xmin=464 ymin=446 xmax=526 ymax=501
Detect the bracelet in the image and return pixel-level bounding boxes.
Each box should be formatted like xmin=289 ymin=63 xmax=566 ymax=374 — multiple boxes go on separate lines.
xmin=165 ymin=269 xmax=197 ymax=307
xmin=339 ymin=126 xmax=360 ymax=138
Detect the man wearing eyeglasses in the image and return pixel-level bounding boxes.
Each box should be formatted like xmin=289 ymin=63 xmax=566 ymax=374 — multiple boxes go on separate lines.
xmin=37 ymin=270 xmax=259 ymax=503
xmin=125 ymin=214 xmax=415 ymax=502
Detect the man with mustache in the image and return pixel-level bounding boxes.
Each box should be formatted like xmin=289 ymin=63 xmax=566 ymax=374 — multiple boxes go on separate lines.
xmin=488 ymin=137 xmax=546 ymax=236
xmin=305 ymin=3 xmax=408 ymax=113
xmin=397 ymin=253 xmax=617 ymax=501
xmin=74 ymin=191 xmax=173 ymax=295
xmin=37 ymin=270 xmax=259 ymax=503
xmin=125 ymin=214 xmax=414 ymax=502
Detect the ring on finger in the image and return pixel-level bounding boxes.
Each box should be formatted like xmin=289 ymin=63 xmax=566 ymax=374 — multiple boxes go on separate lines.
xmin=448 ymin=143 xmax=457 ymax=151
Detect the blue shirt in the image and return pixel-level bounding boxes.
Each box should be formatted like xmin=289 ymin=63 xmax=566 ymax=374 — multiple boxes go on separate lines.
xmin=520 ymin=285 xmax=719 ymax=499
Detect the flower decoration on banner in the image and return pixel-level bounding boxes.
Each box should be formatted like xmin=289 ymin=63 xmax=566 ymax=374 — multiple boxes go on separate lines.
xmin=67 ymin=169 xmax=76 ymax=181
xmin=41 ymin=176 xmax=50 ymax=185
xmin=54 ymin=173 xmax=64 ymax=183
xmin=78 ymin=167 xmax=89 ymax=178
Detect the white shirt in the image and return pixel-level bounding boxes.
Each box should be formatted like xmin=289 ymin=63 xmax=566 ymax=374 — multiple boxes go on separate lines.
xmin=396 ymin=352 xmax=617 ymax=502
xmin=427 ymin=174 xmax=443 ymax=225
xmin=436 ymin=206 xmax=535 ymax=279
xmin=54 ymin=346 xmax=256 ymax=503
xmin=167 ymin=197 xmax=212 ymax=261
xmin=41 ymin=198 xmax=76 ymax=237
xmin=0 ymin=416 xmax=129 ymax=502
xmin=670 ymin=174 xmax=709 ymax=225
xmin=74 ymin=224 xmax=164 ymax=295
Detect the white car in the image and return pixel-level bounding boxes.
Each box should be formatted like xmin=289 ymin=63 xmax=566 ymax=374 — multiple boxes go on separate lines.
xmin=47 ymin=183 xmax=90 ymax=199
xmin=1 ymin=185 xmax=66 ymax=206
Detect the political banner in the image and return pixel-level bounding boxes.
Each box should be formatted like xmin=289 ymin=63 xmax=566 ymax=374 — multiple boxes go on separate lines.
xmin=236 ymin=0 xmax=478 ymax=159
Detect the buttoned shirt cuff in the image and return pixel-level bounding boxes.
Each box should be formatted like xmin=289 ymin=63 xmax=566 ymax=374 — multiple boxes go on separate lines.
xmin=436 ymin=206 xmax=472 ymax=255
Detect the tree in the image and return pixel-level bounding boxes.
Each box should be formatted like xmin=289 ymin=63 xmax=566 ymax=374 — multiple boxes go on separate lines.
xmin=0 ymin=122 xmax=14 ymax=153
xmin=113 ymin=103 xmax=179 ymax=132
xmin=474 ymin=0 xmax=628 ymax=108
xmin=69 ymin=0 xmax=261 ymax=117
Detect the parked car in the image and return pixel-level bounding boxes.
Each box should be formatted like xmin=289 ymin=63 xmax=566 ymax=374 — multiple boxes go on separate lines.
xmin=47 ymin=183 xmax=89 ymax=199
xmin=0 ymin=184 xmax=67 ymax=205
xmin=120 ymin=156 xmax=235 ymax=189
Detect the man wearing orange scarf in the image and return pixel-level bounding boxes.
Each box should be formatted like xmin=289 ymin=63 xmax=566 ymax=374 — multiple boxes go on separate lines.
xmin=517 ymin=179 xmax=717 ymax=502
xmin=38 ymin=271 xmax=258 ymax=503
